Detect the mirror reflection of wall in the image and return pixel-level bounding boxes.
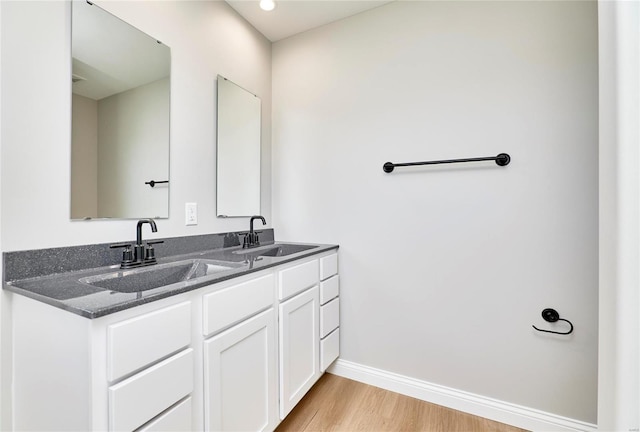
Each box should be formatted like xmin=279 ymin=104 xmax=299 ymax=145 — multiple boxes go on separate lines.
xmin=216 ymin=76 xmax=261 ymax=217
xmin=70 ymin=0 xmax=170 ymax=220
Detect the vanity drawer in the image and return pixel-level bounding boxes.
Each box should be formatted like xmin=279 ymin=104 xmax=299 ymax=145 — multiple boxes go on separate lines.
xmin=320 ymin=297 xmax=339 ymax=338
xmin=138 ymin=397 xmax=192 ymax=432
xmin=320 ymin=328 xmax=339 ymax=372
xmin=109 ymin=348 xmax=193 ymax=432
xmin=203 ymin=273 xmax=274 ymax=336
xmin=107 ymin=302 xmax=191 ymax=382
xmin=320 ymin=254 xmax=338 ymax=281
xmin=278 ymin=259 xmax=319 ymax=300
xmin=320 ymin=275 xmax=339 ymax=305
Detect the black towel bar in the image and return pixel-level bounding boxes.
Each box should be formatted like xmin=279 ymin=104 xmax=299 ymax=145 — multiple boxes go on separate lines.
xmin=145 ymin=180 xmax=169 ymax=188
xmin=383 ymin=153 xmax=511 ymax=173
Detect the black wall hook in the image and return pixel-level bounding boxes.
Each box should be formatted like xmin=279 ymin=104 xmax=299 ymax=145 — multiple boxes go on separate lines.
xmin=532 ymin=308 xmax=574 ymax=335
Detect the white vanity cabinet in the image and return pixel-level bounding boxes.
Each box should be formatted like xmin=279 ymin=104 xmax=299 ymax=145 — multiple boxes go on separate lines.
xmin=276 ymin=251 xmax=340 ymax=419
xmin=11 ymin=293 xmax=195 ymax=431
xmin=107 ymin=301 xmax=194 ymax=431
xmin=202 ymin=272 xmax=278 ymax=432
xmin=10 ymin=247 xmax=339 ymax=432
xmin=202 ymin=250 xmax=341 ymax=425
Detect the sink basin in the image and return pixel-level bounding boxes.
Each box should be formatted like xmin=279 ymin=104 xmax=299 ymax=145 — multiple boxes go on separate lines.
xmin=233 ymin=243 xmax=318 ymax=257
xmin=80 ymin=259 xmax=236 ymax=293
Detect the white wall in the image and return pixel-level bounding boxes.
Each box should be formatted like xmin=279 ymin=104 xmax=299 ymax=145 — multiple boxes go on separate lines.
xmin=0 ymin=0 xmax=272 ymax=252
xmin=273 ymin=0 xmax=598 ymax=424
xmin=97 ymin=78 xmax=169 ymax=219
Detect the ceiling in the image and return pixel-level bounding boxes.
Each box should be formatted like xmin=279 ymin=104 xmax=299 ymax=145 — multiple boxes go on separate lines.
xmin=225 ymin=0 xmax=394 ymax=42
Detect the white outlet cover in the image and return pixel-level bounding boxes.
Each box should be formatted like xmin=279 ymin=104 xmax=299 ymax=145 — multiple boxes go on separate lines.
xmin=185 ymin=203 xmax=198 ymax=225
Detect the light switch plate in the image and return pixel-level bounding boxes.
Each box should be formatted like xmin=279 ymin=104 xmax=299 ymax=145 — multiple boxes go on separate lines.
xmin=185 ymin=203 xmax=198 ymax=225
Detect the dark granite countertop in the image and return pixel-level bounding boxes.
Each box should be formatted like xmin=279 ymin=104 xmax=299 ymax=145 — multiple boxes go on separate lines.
xmin=5 ymin=241 xmax=338 ymax=319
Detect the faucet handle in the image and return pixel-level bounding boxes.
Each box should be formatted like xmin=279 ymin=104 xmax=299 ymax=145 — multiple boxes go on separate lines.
xmin=110 ymin=242 xmax=132 ymax=249
xmin=242 ymin=232 xmax=261 ymax=249
xmin=144 ymin=240 xmax=164 ymax=262
xmin=110 ymin=243 xmax=134 ymax=267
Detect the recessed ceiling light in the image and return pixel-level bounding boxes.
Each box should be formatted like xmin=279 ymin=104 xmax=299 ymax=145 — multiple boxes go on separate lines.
xmin=259 ymin=0 xmax=275 ymax=11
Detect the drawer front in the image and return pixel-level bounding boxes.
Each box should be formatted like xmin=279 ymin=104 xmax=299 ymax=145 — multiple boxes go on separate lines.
xmin=138 ymin=397 xmax=192 ymax=432
xmin=109 ymin=348 xmax=193 ymax=432
xmin=108 ymin=302 xmax=191 ymax=382
xmin=320 ymin=328 xmax=340 ymax=372
xmin=320 ymin=297 xmax=339 ymax=338
xmin=278 ymin=259 xmax=319 ymax=300
xmin=203 ymin=274 xmax=275 ymax=336
xmin=319 ymin=253 xmax=338 ymax=281
xmin=320 ymin=275 xmax=339 ymax=305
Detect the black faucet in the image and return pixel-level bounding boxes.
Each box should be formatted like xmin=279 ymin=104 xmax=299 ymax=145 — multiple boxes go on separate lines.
xmin=110 ymin=219 xmax=164 ymax=268
xmin=243 ymin=216 xmax=266 ymax=248
xmin=135 ymin=219 xmax=157 ymax=262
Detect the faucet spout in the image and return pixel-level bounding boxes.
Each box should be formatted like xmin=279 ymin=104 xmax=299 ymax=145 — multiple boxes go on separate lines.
xmin=110 ymin=219 xmax=162 ymax=269
xmin=136 ymin=219 xmax=157 ymax=246
xmin=244 ymin=216 xmax=266 ymax=248
xmin=250 ymin=216 xmax=266 ymax=234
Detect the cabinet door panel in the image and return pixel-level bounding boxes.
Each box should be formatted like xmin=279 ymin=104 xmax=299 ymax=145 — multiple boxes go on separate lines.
xmin=279 ymin=286 xmax=320 ymax=419
xmin=204 ymin=308 xmax=277 ymax=432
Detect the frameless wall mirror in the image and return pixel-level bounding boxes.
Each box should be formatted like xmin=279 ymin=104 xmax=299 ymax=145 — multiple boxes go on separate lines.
xmin=70 ymin=0 xmax=170 ymax=220
xmin=216 ymin=75 xmax=261 ymax=217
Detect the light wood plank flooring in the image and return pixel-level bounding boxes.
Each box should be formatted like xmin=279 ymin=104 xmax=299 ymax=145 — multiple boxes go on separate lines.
xmin=276 ymin=374 xmax=528 ymax=432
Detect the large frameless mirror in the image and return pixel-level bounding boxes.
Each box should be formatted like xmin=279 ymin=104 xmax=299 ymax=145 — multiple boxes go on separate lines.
xmin=70 ymin=0 xmax=171 ymax=220
xmin=216 ymin=75 xmax=261 ymax=217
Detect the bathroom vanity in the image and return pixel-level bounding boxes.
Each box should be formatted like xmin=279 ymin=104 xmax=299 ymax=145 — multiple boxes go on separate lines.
xmin=5 ymin=235 xmax=339 ymax=431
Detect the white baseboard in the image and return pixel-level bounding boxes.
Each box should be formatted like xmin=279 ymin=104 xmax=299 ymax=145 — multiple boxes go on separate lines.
xmin=328 ymin=359 xmax=597 ymax=432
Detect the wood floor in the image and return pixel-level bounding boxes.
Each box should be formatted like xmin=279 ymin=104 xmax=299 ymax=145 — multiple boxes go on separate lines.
xmin=276 ymin=374 xmax=528 ymax=432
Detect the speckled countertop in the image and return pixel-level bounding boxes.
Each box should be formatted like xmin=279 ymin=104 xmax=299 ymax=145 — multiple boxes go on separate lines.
xmin=4 ymin=241 xmax=338 ymax=319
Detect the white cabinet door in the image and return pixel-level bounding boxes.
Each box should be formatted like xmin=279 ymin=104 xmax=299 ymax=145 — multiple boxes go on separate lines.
xmin=278 ymin=286 xmax=320 ymax=419
xmin=204 ymin=308 xmax=278 ymax=432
